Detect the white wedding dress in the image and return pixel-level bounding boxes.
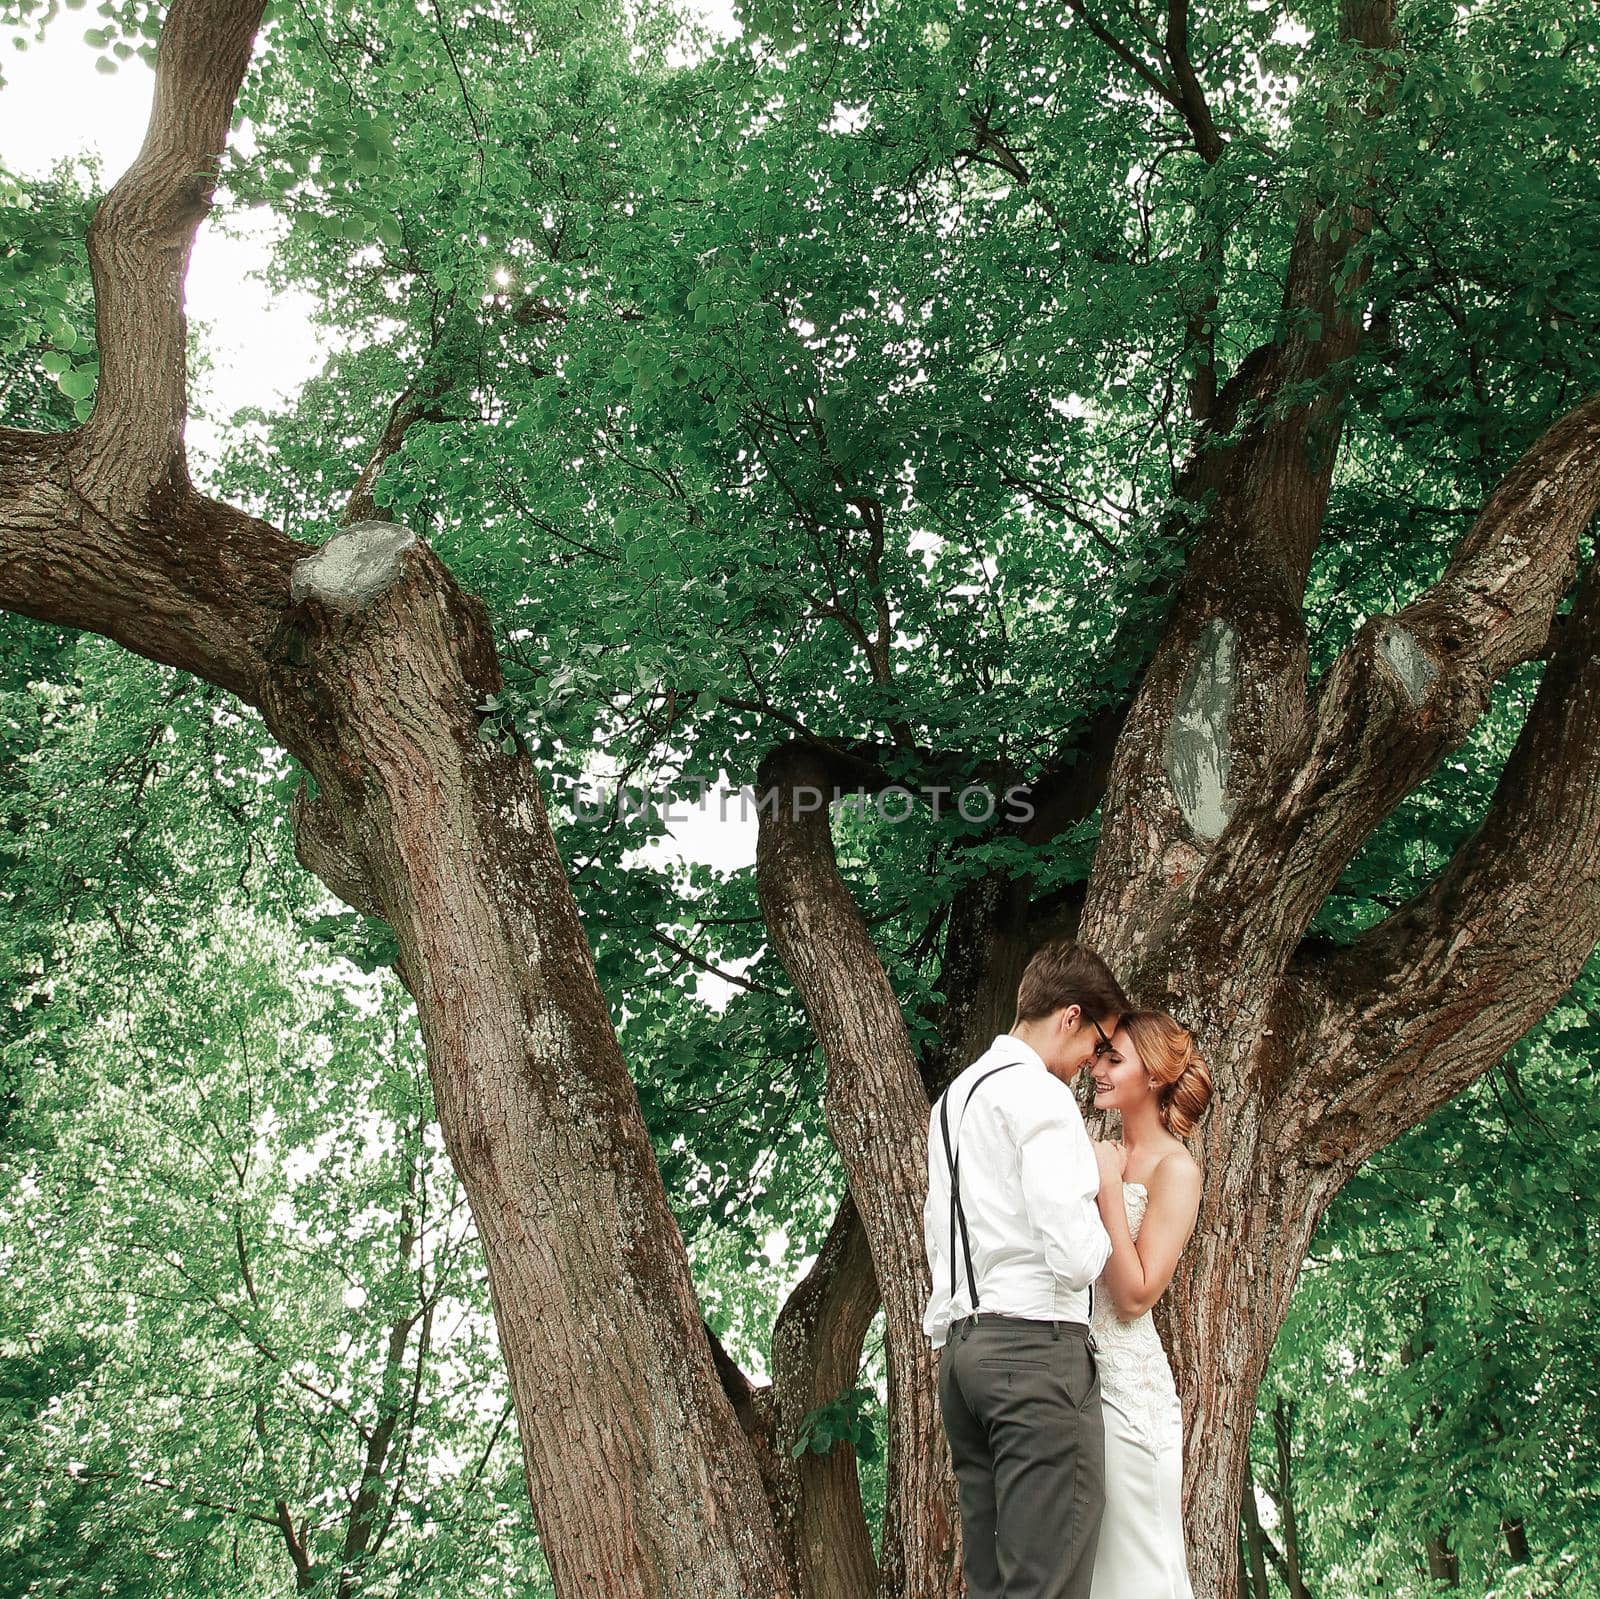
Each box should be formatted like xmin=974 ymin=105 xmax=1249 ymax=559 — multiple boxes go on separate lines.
xmin=1088 ymin=1182 xmax=1195 ymax=1599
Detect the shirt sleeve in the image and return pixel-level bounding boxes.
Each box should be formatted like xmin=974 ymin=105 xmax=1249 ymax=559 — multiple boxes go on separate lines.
xmin=1001 ymin=1078 xmax=1112 ymax=1292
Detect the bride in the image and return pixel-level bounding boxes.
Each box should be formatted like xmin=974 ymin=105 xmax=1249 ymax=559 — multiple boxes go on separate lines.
xmin=1086 ymin=1010 xmax=1213 ymax=1599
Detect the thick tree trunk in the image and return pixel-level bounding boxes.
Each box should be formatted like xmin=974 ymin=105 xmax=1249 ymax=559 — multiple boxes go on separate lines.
xmin=755 ymin=742 xmax=962 ymax=1599
xmin=766 ymin=1193 xmax=882 ymax=1599
xmin=1140 ymin=1080 xmax=1339 ymax=1598
xmin=1072 ymin=182 xmax=1600 ymax=1599
xmin=259 ymin=525 xmax=793 ymax=1599
xmin=0 ymin=4 xmax=795 ymax=1586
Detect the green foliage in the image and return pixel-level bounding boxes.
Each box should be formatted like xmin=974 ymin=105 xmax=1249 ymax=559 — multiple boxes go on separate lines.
xmin=1311 ymin=662 xmax=1547 ymax=944
xmin=197 ymin=0 xmax=1600 ymax=1065
xmin=302 ymin=908 xmax=402 ymax=973
xmin=0 ymin=162 xmax=98 ymax=428
xmin=0 ymin=631 xmax=549 ymax=1595
xmin=792 ymin=1384 xmax=881 ymax=1462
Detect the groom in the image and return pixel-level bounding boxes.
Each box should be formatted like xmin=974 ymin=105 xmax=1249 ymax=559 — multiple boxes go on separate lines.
xmin=924 ymin=936 xmax=1129 ymax=1599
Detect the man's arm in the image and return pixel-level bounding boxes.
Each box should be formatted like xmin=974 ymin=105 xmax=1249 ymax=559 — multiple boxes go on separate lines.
xmin=1005 ymin=1081 xmax=1113 ymax=1291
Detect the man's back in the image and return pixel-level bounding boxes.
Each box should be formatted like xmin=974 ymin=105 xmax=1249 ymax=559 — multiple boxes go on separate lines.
xmin=923 ymin=1032 xmax=1111 ymax=1348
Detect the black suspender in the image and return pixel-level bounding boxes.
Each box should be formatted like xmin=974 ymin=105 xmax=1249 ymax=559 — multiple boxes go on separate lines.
xmin=938 ymin=1061 xmax=1023 ymax=1307
xmin=937 ymin=1060 xmax=1097 ymax=1321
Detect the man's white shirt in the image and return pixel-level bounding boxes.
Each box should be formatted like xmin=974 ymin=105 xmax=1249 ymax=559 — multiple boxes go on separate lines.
xmin=923 ymin=1032 xmax=1112 ymax=1349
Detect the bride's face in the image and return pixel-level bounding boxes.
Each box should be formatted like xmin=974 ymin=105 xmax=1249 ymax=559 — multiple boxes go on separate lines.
xmin=1089 ymin=1028 xmax=1151 ymax=1113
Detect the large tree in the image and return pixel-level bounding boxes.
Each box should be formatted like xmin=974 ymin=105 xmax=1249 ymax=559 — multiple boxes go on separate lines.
xmin=3 ymin=0 xmax=1599 ymax=1594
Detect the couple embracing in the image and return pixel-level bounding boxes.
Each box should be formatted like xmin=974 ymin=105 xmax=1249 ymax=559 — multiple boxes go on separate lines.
xmin=924 ymin=937 xmax=1213 ymax=1599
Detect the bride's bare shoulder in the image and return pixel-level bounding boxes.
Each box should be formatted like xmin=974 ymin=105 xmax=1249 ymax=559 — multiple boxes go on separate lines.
xmin=1151 ymin=1144 xmax=1202 ymax=1193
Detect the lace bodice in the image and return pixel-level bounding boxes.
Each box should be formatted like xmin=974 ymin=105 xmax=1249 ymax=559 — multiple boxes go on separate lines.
xmin=1090 ymin=1182 xmax=1183 ymax=1447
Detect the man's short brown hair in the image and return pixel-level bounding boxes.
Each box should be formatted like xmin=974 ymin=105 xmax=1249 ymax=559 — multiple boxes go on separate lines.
xmin=1013 ymin=936 xmax=1129 ymax=1026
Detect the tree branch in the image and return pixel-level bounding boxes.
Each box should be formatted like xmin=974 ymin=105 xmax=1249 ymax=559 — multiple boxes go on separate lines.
xmin=0 ymin=0 xmax=494 ymax=759
xmin=1164 ymin=0 xmax=1225 ymax=163
xmin=335 ymin=1203 xmax=430 ymax=1588
xmin=291 ymin=779 xmax=384 ymax=917
xmin=753 ymin=740 xmax=957 ymax=1597
xmin=344 ymin=297 xmax=481 ymax=525
xmin=639 ymin=925 xmax=780 ymax=997
xmin=768 ymin=1194 xmax=881 ymax=1599
xmin=1063 ymin=0 xmax=1181 ymax=111
xmin=1020 ymin=696 xmax=1136 ymax=850
xmin=345 ymin=385 xmax=456 ymax=527
xmin=0 ymin=433 xmax=306 ymax=708
xmin=0 ymin=0 xmax=307 ymax=708
xmin=80 ymin=0 xmax=268 ymax=506
xmin=1083 ymin=0 xmax=1399 ymax=976
xmin=702 ymin=1320 xmax=766 ymax=1432
xmin=1289 ymin=539 xmax=1600 ymax=1159
xmin=1203 ymin=391 xmax=1600 ymax=975
xmin=267 ymin=1455 xmax=317 ymax=1588
xmin=63 ymin=1463 xmax=291 ymax=1534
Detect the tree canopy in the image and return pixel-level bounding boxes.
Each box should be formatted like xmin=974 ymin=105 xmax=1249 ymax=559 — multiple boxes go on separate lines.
xmin=4 ymin=0 xmax=1600 ymax=1592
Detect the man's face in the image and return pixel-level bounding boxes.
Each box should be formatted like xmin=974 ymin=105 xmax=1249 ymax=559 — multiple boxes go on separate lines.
xmin=1057 ymin=1005 xmax=1120 ymax=1075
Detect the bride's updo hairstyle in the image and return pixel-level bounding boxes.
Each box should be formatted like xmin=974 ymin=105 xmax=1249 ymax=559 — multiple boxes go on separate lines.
xmin=1123 ymin=1012 xmax=1213 ymax=1140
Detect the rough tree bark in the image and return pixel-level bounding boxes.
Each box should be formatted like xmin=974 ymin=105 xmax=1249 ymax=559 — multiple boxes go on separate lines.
xmin=755 ymin=741 xmax=968 ymax=1599
xmin=764 ymin=1191 xmax=882 ymax=1599
xmin=5 ymin=1 xmax=1600 ymax=1597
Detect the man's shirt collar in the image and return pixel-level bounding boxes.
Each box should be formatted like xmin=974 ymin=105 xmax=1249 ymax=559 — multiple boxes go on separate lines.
xmin=994 ymin=1032 xmax=1048 ymax=1074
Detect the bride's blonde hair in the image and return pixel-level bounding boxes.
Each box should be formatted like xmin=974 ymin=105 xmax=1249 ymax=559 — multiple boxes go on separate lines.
xmin=1122 ymin=1011 xmax=1212 ymax=1140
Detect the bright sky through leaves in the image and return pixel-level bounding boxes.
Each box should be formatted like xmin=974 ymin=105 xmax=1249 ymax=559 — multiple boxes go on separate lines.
xmin=0 ymin=0 xmax=754 ymax=895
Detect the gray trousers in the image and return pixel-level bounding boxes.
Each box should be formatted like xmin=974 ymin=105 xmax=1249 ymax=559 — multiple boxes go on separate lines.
xmin=938 ymin=1314 xmax=1106 ymax=1599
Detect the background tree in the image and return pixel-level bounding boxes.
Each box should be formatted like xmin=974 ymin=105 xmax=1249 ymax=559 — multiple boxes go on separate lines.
xmin=3 ymin=0 xmax=1600 ymax=1594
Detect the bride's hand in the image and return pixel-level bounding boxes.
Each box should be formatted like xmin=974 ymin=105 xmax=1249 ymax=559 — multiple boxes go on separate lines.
xmin=1093 ymin=1139 xmax=1126 ymax=1189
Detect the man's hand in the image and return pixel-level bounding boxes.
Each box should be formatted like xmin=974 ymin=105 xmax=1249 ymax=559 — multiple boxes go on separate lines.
xmin=1093 ymin=1139 xmax=1126 ymax=1191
